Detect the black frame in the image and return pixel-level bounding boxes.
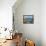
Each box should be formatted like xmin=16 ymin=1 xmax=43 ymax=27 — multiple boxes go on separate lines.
xmin=23 ymin=15 xmax=34 ymax=24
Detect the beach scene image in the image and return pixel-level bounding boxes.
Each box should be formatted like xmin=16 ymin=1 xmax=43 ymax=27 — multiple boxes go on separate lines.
xmin=23 ymin=15 xmax=34 ymax=24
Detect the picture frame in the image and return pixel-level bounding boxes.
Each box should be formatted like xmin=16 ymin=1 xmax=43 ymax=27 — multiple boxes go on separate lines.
xmin=23 ymin=15 xmax=34 ymax=24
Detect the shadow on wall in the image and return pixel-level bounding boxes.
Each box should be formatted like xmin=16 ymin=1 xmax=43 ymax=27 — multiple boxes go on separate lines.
xmin=23 ymin=33 xmax=41 ymax=46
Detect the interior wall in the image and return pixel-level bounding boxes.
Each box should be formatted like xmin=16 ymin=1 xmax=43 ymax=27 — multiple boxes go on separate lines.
xmin=0 ymin=0 xmax=16 ymax=30
xmin=13 ymin=0 xmax=41 ymax=46
xmin=41 ymin=0 xmax=46 ymax=46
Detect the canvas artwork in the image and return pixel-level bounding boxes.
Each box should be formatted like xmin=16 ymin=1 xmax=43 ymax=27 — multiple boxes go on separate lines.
xmin=23 ymin=15 xmax=34 ymax=24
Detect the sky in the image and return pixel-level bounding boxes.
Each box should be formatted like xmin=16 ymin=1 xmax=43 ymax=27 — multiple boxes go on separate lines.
xmin=24 ymin=15 xmax=33 ymax=19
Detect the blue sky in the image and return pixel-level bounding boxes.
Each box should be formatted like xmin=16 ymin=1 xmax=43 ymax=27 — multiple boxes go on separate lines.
xmin=24 ymin=16 xmax=33 ymax=19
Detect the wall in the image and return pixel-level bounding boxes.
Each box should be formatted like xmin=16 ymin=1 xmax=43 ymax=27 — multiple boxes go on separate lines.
xmin=0 ymin=0 xmax=16 ymax=30
xmin=41 ymin=0 xmax=46 ymax=46
xmin=13 ymin=0 xmax=41 ymax=46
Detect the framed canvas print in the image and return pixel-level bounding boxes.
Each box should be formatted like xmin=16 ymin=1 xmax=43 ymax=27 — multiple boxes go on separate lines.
xmin=23 ymin=15 xmax=34 ymax=24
